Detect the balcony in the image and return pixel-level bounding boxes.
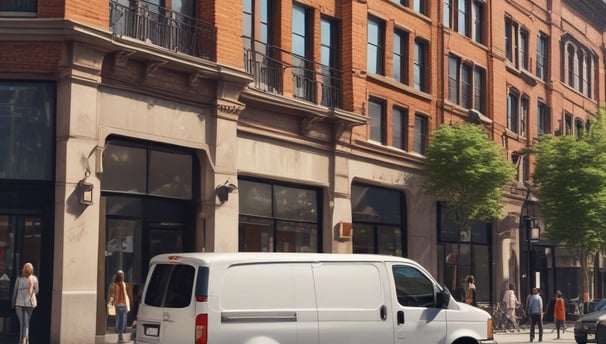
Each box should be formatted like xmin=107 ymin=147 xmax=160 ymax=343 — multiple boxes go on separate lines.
xmin=0 ymin=0 xmax=37 ymax=14
xmin=244 ymin=41 xmax=343 ymax=109
xmin=109 ymin=0 xmax=216 ymax=61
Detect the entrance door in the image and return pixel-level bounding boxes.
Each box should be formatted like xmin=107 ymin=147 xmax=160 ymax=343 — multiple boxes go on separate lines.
xmin=0 ymin=215 xmax=43 ymax=343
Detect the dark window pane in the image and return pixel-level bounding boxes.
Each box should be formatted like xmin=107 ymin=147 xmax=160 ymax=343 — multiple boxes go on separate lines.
xmin=273 ymin=185 xmax=317 ymax=222
xmin=0 ymin=82 xmax=55 ymax=180
xmin=148 ymin=150 xmax=193 ymax=199
xmin=393 ymin=106 xmax=407 ymax=149
xmin=369 ymin=99 xmax=384 ymax=143
xmin=413 ymin=115 xmax=427 ymax=154
xmin=102 ymin=144 xmax=147 ymax=193
xmin=352 ymin=184 xmax=401 ymax=224
xmin=276 ymin=221 xmax=317 ymax=252
xmin=239 ymin=180 xmax=272 ymax=217
xmin=239 ymin=216 xmax=273 ymax=251
xmin=352 ymin=223 xmax=375 ymax=254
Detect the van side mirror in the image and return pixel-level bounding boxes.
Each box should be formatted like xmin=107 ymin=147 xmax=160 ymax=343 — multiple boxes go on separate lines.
xmin=438 ymin=287 xmax=451 ymax=308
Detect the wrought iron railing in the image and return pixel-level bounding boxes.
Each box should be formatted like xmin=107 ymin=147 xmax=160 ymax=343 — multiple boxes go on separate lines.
xmin=109 ymin=0 xmax=216 ymax=61
xmin=0 ymin=0 xmax=36 ymax=12
xmin=243 ymin=39 xmax=342 ymax=109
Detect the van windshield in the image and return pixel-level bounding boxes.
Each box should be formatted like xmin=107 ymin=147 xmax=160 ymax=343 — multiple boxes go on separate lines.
xmin=144 ymin=264 xmax=196 ymax=308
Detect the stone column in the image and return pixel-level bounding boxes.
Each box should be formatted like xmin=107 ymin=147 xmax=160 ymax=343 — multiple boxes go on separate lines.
xmin=51 ymin=42 xmax=104 ymax=343
xmin=203 ymin=80 xmax=245 ymax=252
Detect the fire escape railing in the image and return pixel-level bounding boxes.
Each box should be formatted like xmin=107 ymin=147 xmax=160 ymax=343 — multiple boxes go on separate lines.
xmin=110 ymin=0 xmax=216 ymax=61
xmin=244 ymin=39 xmax=342 ymax=109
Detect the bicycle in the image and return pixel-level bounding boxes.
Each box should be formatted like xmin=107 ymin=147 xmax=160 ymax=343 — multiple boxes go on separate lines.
xmin=492 ymin=302 xmax=519 ymax=333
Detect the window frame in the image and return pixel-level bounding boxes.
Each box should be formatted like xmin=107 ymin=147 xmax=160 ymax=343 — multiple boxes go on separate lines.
xmin=368 ymin=16 xmax=385 ymax=75
xmin=413 ymin=113 xmax=428 ymax=155
xmin=413 ymin=38 xmax=428 ymax=92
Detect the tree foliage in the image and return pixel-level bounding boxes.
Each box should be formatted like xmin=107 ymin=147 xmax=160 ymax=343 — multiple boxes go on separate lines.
xmin=423 ymin=123 xmax=517 ymax=233
xmin=532 ymin=109 xmax=606 ymax=297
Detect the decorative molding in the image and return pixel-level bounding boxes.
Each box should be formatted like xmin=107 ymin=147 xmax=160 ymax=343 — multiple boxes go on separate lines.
xmin=114 ymin=50 xmax=136 ymax=67
xmin=145 ymin=60 xmax=167 ymax=78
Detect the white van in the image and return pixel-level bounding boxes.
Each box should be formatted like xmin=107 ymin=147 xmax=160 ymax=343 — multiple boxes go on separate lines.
xmin=135 ymin=252 xmax=496 ymax=344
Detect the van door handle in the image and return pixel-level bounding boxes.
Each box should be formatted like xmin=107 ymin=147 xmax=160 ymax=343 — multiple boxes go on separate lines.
xmin=397 ymin=310 xmax=404 ymax=325
xmin=380 ymin=305 xmax=387 ymax=321
xmin=163 ymin=312 xmax=175 ymax=323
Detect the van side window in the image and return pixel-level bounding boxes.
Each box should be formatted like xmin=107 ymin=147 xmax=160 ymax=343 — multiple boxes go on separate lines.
xmin=144 ymin=264 xmax=195 ymax=308
xmin=392 ymin=265 xmax=435 ymax=308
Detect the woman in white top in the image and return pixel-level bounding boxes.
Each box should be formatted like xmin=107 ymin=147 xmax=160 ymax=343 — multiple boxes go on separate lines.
xmin=12 ymin=262 xmax=38 ymax=344
xmin=503 ymin=283 xmax=520 ymax=319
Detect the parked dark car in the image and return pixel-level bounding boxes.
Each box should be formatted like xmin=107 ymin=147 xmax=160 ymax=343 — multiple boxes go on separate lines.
xmin=574 ymin=302 xmax=606 ymax=344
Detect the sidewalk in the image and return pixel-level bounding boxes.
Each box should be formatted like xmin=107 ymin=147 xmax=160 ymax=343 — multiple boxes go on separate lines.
xmin=494 ymin=322 xmax=576 ymax=343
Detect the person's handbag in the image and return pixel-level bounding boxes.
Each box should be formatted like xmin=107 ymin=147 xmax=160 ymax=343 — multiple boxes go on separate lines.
xmin=30 ymin=293 xmax=37 ymax=308
xmin=107 ymin=303 xmax=116 ymax=316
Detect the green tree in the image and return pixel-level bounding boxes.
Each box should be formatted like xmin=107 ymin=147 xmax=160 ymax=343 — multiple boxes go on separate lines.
xmin=532 ymin=109 xmax=606 ymax=300
xmin=423 ymin=123 xmax=517 ymax=237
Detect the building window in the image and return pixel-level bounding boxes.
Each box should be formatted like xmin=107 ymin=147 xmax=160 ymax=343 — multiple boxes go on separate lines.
xmin=368 ymin=16 xmax=385 ymax=75
xmin=564 ymin=112 xmax=572 ymax=135
xmin=243 ymin=0 xmax=273 ymax=50
xmin=507 ymin=88 xmax=519 ymax=134
xmin=393 ymin=106 xmax=408 ymax=150
xmin=504 ymin=15 xmax=534 ymax=71
xmin=520 ymin=96 xmax=528 ymax=138
xmin=536 ymin=33 xmax=548 ymax=81
xmin=413 ymin=0 xmax=427 ymax=15
xmin=506 ymin=90 xmax=529 ymax=136
xmin=575 ymin=118 xmax=584 ymax=138
xmin=437 ymin=202 xmax=492 ymax=303
xmin=537 ymin=101 xmax=550 ymax=135
xmin=0 ymin=0 xmax=36 ymax=13
xmin=292 ymin=3 xmax=314 ymax=102
xmin=413 ymin=114 xmax=428 ymax=155
xmin=0 ymin=81 xmax=55 ymax=180
xmin=102 ymin=139 xmax=195 ymax=200
xmin=414 ymin=38 xmax=428 ymax=92
xmin=239 ymin=178 xmax=321 ymax=252
xmin=444 ymin=0 xmax=484 ymax=44
xmin=393 ymin=29 xmax=409 ymax=84
xmin=519 ymin=29 xmax=529 ymax=70
xmin=352 ymin=184 xmax=406 ymax=257
xmin=562 ymin=37 xmax=596 ymax=98
xmin=368 ymin=98 xmax=386 ymax=144
xmin=448 ymin=54 xmax=486 ymax=112
xmin=320 ymin=16 xmax=341 ymax=108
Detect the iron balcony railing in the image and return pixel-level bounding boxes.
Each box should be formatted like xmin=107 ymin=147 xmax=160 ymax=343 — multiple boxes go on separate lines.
xmin=110 ymin=0 xmax=216 ymax=61
xmin=0 ymin=0 xmax=36 ymax=12
xmin=244 ymin=40 xmax=342 ymax=109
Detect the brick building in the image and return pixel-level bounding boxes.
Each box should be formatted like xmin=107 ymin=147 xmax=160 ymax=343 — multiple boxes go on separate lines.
xmin=0 ymin=0 xmax=605 ymax=342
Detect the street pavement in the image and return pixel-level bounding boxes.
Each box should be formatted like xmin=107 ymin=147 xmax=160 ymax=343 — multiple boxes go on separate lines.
xmin=494 ymin=322 xmax=576 ymax=344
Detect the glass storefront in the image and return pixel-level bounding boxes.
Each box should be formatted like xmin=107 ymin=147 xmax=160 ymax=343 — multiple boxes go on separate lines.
xmin=436 ymin=203 xmax=492 ymax=304
xmin=238 ymin=178 xmax=321 ymax=252
xmin=101 ymin=139 xmax=198 ymax=331
xmin=0 ymin=80 xmax=55 ymax=342
xmin=351 ymin=184 xmax=406 ymax=257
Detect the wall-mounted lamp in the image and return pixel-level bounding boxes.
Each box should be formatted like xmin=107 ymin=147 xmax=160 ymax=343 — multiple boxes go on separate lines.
xmin=529 ymin=218 xmax=541 ymax=242
xmin=77 ymin=180 xmax=94 ymax=206
xmin=216 ymin=180 xmax=238 ymax=204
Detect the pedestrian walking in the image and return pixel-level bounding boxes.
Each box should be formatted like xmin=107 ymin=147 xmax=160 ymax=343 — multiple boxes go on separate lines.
xmin=527 ymin=288 xmax=543 ymax=342
xmin=108 ymin=269 xmax=132 ymax=343
xmin=554 ymin=290 xmax=566 ymax=339
xmin=12 ymin=262 xmax=39 ymax=344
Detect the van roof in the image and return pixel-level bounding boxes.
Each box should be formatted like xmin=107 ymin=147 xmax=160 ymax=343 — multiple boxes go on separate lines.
xmin=150 ymin=252 xmax=418 ymax=266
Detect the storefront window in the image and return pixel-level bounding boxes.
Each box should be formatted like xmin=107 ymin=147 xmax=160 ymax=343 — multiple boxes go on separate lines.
xmin=437 ymin=203 xmax=492 ymax=304
xmin=0 ymin=81 xmax=55 ymax=180
xmin=102 ymin=139 xmax=194 ymax=200
xmin=239 ymin=179 xmax=321 ymax=252
xmin=351 ymin=184 xmax=406 ymax=256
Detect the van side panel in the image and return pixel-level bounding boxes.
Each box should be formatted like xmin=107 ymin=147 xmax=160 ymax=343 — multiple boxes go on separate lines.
xmin=211 ymin=262 xmax=318 ymax=344
xmin=313 ymin=263 xmax=394 ymax=344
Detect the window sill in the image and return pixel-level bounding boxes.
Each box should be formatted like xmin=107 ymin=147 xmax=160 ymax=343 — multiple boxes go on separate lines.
xmin=366 ymin=74 xmax=433 ymax=102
